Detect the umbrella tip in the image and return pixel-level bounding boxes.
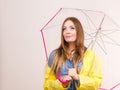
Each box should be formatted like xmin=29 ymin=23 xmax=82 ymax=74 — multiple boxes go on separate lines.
xmin=98 ymin=27 xmax=101 ymax=30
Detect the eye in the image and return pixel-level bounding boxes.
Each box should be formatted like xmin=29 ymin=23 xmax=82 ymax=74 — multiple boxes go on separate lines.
xmin=63 ymin=27 xmax=66 ymax=31
xmin=70 ymin=26 xmax=75 ymax=30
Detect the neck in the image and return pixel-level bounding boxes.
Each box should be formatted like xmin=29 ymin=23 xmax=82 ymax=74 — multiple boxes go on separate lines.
xmin=68 ymin=42 xmax=75 ymax=53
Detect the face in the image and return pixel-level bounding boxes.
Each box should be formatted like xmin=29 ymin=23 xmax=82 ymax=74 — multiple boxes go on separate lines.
xmin=63 ymin=20 xmax=77 ymax=43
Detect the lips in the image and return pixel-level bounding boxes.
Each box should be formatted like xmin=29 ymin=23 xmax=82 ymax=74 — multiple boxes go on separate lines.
xmin=65 ymin=36 xmax=72 ymax=39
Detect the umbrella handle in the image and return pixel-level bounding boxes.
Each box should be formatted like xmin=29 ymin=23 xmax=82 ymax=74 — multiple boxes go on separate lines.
xmin=57 ymin=72 xmax=70 ymax=84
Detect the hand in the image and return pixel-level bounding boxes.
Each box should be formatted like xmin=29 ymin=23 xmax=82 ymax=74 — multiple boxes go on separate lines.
xmin=57 ymin=73 xmax=72 ymax=84
xmin=68 ymin=68 xmax=79 ymax=80
xmin=60 ymin=75 xmax=72 ymax=87
xmin=61 ymin=75 xmax=72 ymax=81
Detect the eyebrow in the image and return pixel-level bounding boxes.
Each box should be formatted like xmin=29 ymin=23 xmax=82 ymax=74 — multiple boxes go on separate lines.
xmin=63 ymin=25 xmax=75 ymax=27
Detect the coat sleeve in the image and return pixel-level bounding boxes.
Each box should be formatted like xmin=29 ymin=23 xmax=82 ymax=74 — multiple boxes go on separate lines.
xmin=76 ymin=50 xmax=103 ymax=90
xmin=44 ymin=65 xmax=70 ymax=90
xmin=44 ymin=50 xmax=70 ymax=90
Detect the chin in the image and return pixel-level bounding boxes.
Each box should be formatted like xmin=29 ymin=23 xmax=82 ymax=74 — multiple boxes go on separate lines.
xmin=66 ymin=40 xmax=76 ymax=43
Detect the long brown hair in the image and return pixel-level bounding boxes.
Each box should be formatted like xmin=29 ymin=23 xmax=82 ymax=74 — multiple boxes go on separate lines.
xmin=51 ymin=17 xmax=84 ymax=74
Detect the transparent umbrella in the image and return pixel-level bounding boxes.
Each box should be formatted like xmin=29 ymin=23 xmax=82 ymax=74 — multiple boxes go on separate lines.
xmin=40 ymin=8 xmax=120 ymax=89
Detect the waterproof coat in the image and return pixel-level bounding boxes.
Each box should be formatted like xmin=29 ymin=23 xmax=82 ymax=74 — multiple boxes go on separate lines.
xmin=44 ymin=49 xmax=102 ymax=90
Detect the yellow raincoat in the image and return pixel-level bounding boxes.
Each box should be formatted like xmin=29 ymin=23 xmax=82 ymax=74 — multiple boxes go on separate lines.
xmin=44 ymin=49 xmax=102 ymax=90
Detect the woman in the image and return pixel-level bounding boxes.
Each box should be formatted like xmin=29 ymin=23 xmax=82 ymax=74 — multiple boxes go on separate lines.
xmin=44 ymin=17 xmax=102 ymax=90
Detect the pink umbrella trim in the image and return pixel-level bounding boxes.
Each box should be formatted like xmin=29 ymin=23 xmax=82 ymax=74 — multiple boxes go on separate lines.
xmin=40 ymin=8 xmax=62 ymax=60
xmin=99 ymin=83 xmax=120 ymax=90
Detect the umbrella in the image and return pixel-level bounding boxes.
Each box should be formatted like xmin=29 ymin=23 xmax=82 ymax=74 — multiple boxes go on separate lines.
xmin=40 ymin=8 xmax=120 ymax=89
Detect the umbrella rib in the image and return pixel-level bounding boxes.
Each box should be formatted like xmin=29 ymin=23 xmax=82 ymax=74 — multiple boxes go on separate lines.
xmin=43 ymin=24 xmax=61 ymax=30
xmin=100 ymin=29 xmax=120 ymax=32
xmin=100 ymin=29 xmax=120 ymax=35
xmin=86 ymin=39 xmax=94 ymax=49
xmin=85 ymin=29 xmax=120 ymax=36
xmin=96 ymin=29 xmax=118 ymax=39
xmin=84 ymin=31 xmax=95 ymax=37
xmin=64 ymin=7 xmax=104 ymax=13
xmin=88 ymin=28 xmax=107 ymax=54
xmin=99 ymin=33 xmax=107 ymax=51
xmin=105 ymin=14 xmax=120 ymax=29
xmin=98 ymin=14 xmax=105 ymax=30
xmin=81 ymin=10 xmax=98 ymax=31
xmin=95 ymin=39 xmax=107 ymax=54
xmin=102 ymin=41 xmax=120 ymax=45
xmin=100 ymin=32 xmax=120 ymax=46
xmin=84 ymin=30 xmax=98 ymax=35
xmin=87 ymin=30 xmax=100 ymax=49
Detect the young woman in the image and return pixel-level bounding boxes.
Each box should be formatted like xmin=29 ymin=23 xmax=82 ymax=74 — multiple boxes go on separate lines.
xmin=44 ymin=17 xmax=102 ymax=90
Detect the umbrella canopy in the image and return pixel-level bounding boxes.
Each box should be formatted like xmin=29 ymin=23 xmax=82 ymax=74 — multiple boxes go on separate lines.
xmin=40 ymin=8 xmax=120 ymax=89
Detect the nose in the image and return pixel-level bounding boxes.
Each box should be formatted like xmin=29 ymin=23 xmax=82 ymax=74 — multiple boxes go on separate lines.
xmin=64 ymin=28 xmax=71 ymax=34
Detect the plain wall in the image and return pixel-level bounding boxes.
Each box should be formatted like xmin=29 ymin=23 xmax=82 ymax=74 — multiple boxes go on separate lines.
xmin=1 ymin=0 xmax=120 ymax=90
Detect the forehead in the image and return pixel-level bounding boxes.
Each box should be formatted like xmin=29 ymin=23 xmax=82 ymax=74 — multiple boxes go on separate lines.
xmin=64 ymin=20 xmax=74 ymax=26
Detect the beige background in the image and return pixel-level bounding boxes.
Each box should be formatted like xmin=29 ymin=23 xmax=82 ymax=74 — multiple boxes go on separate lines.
xmin=1 ymin=0 xmax=120 ymax=90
